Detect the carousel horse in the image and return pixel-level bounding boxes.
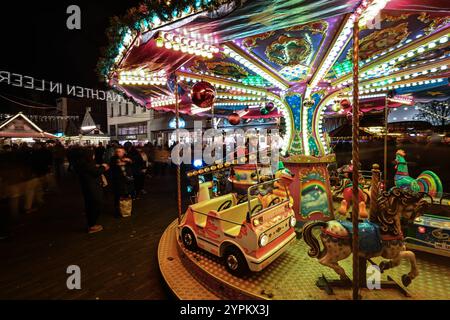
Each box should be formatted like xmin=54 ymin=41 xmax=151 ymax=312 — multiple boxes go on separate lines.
xmin=303 ymin=188 xmax=427 ymax=287
xmin=394 ymin=149 xmax=443 ymax=197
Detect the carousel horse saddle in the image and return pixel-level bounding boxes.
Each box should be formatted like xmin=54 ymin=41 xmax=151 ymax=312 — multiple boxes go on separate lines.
xmin=340 ymin=220 xmax=382 ymax=254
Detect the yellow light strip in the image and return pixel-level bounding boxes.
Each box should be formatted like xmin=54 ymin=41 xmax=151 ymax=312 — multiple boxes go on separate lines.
xmin=332 ymin=29 xmax=450 ymax=87
xmin=356 ymin=58 xmax=449 ymax=90
xmin=308 ymin=13 xmax=355 ymax=93
xmin=156 ymin=31 xmax=219 ymax=58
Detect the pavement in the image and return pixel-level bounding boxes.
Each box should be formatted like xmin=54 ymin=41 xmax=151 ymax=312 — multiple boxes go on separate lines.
xmin=0 ymin=170 xmax=179 ymax=300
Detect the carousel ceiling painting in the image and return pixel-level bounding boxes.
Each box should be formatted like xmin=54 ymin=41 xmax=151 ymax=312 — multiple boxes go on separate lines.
xmin=99 ymin=0 xmax=450 ymax=156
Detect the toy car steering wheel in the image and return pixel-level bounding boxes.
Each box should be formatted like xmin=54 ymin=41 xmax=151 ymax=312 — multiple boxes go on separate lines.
xmin=251 ymin=204 xmax=263 ymax=215
xmin=218 ymin=200 xmax=233 ymax=212
xmin=268 ymin=197 xmax=281 ymax=207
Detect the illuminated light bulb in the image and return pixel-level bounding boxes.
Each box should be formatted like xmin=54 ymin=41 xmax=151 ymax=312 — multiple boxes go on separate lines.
xmin=156 ymin=38 xmax=164 ymax=47
xmin=428 ymin=42 xmax=437 ymax=49
xmin=163 ymin=33 xmax=172 ymax=41
xmin=439 ymin=36 xmax=448 ymax=44
xmin=164 ymin=42 xmax=172 ymax=49
xmin=417 ymin=47 xmax=425 ymax=53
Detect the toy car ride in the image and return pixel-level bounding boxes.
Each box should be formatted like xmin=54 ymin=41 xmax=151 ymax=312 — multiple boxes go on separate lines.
xmin=178 ymin=177 xmax=296 ymax=276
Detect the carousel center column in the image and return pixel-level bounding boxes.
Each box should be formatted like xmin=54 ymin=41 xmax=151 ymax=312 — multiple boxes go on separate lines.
xmin=282 ymin=92 xmax=335 ymax=225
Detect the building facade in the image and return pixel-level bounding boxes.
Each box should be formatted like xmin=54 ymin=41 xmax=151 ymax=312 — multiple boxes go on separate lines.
xmin=107 ymin=98 xmax=154 ymax=144
xmin=107 ymin=93 xmax=208 ymax=146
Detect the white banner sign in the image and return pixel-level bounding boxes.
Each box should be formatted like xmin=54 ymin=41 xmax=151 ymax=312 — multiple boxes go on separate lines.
xmin=0 ymin=70 xmax=126 ymax=103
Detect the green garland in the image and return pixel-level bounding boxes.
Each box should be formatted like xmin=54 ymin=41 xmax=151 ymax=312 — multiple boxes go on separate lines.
xmin=97 ymin=0 xmax=242 ymax=80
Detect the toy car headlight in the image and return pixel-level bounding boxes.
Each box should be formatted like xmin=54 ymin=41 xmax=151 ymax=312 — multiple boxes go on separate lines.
xmin=253 ymin=217 xmax=263 ymax=227
xmin=290 ymin=216 xmax=297 ymax=228
xmin=259 ymin=234 xmax=269 ymax=247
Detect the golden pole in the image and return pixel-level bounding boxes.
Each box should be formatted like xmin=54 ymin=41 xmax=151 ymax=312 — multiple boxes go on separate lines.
xmin=175 ymin=75 xmax=182 ymax=224
xmin=384 ymin=97 xmax=388 ymax=186
xmin=351 ymin=18 xmax=361 ymax=301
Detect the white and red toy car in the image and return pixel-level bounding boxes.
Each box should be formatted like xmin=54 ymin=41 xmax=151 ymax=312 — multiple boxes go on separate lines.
xmin=178 ymin=176 xmax=296 ymax=276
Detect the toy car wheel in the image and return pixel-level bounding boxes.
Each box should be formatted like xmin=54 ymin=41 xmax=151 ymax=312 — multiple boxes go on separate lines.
xmin=224 ymin=246 xmax=249 ymax=276
xmin=181 ymin=228 xmax=197 ymax=251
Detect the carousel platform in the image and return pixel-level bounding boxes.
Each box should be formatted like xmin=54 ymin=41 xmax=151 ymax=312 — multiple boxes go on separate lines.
xmin=158 ymin=220 xmax=450 ymax=300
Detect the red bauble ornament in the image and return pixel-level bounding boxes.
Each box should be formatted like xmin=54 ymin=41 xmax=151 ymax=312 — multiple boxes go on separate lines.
xmin=191 ymin=81 xmax=216 ymax=108
xmin=340 ymin=99 xmax=351 ymax=109
xmin=228 ymin=113 xmax=241 ymax=126
xmin=266 ymin=102 xmax=275 ymax=112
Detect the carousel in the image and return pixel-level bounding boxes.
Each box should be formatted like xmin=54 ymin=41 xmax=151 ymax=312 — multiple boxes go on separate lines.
xmin=99 ymin=0 xmax=450 ymax=300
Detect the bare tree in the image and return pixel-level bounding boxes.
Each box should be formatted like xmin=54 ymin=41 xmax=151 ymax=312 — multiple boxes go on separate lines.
xmin=414 ymin=100 xmax=450 ymax=127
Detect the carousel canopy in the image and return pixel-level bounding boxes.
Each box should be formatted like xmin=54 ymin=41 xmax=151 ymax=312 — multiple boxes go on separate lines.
xmin=98 ymin=0 xmax=450 ymax=154
xmin=103 ymin=0 xmax=450 ymax=109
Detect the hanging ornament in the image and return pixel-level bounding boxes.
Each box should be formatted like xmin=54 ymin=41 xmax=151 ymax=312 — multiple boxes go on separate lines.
xmin=304 ymin=99 xmax=315 ymax=108
xmin=228 ymin=112 xmax=241 ymax=126
xmin=260 ymin=106 xmax=269 ymax=115
xmin=191 ymin=81 xmax=216 ymax=108
xmin=260 ymin=100 xmax=275 ymax=115
xmin=265 ymin=102 xmax=275 ymax=113
xmin=340 ymin=99 xmax=351 ymax=109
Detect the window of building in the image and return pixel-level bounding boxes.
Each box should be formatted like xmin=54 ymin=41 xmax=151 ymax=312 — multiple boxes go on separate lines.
xmin=110 ymin=125 xmax=117 ymax=136
xmin=118 ymin=122 xmax=147 ymax=136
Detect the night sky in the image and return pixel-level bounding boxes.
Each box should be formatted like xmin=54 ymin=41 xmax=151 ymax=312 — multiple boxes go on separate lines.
xmin=0 ymin=0 xmax=140 ymax=107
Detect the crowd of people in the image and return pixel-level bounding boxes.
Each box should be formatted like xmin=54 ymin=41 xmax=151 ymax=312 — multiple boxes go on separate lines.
xmin=0 ymin=140 xmax=173 ymax=238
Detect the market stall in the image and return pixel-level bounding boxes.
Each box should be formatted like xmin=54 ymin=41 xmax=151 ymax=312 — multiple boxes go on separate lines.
xmin=0 ymin=112 xmax=57 ymax=144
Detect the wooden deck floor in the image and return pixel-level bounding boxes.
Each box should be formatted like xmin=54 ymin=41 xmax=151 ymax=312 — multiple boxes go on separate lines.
xmin=0 ymin=172 xmax=179 ymax=300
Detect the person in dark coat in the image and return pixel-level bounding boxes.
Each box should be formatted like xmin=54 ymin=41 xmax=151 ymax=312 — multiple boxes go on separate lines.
xmin=76 ymin=148 xmax=109 ymax=233
xmin=126 ymin=146 xmax=146 ymax=199
xmin=94 ymin=142 xmax=106 ymax=165
xmin=109 ymin=147 xmax=134 ymax=218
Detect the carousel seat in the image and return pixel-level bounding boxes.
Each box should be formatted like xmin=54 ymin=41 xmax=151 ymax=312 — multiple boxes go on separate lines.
xmin=216 ymin=198 xmax=261 ymax=238
xmin=340 ymin=220 xmax=382 ymax=254
xmin=190 ymin=194 xmax=236 ymax=228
